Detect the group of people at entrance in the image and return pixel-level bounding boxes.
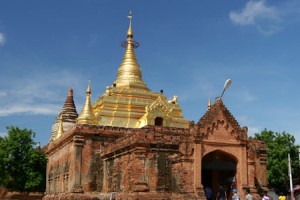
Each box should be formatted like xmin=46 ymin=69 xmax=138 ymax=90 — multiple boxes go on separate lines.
xmin=204 ymin=185 xmax=252 ymax=200
xmin=205 ymin=185 xmax=287 ymax=200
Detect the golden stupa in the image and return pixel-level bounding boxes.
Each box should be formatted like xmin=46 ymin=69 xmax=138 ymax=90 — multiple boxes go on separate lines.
xmin=55 ymin=114 xmax=64 ymax=139
xmin=77 ymin=80 xmax=98 ymax=125
xmin=91 ymin=11 xmax=189 ymax=129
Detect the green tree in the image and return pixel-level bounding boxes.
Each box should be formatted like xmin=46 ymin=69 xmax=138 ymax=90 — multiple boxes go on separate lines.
xmin=0 ymin=136 xmax=9 ymax=186
xmin=0 ymin=126 xmax=46 ymax=192
xmin=254 ymin=129 xmax=300 ymax=193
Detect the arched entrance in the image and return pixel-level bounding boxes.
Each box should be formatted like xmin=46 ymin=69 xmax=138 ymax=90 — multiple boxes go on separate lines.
xmin=202 ymin=150 xmax=237 ymax=199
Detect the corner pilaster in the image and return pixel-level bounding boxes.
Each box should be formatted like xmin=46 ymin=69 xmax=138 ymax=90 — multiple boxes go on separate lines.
xmin=133 ymin=147 xmax=149 ymax=192
xmin=71 ymin=135 xmax=85 ymax=193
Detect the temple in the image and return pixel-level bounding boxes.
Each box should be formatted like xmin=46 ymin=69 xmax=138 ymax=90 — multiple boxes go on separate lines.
xmin=44 ymin=11 xmax=268 ymax=200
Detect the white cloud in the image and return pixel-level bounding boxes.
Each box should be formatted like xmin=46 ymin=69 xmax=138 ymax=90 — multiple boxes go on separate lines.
xmin=229 ymin=0 xmax=282 ymax=35
xmin=229 ymin=0 xmax=280 ymax=25
xmin=0 ymin=32 xmax=5 ymax=46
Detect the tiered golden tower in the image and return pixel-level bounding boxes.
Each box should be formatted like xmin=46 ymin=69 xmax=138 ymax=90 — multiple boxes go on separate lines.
xmin=52 ymin=11 xmax=189 ymax=141
xmin=92 ymin=11 xmax=188 ymax=129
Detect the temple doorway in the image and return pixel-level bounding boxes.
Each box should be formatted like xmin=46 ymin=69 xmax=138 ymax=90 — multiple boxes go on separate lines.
xmin=202 ymin=150 xmax=237 ymax=199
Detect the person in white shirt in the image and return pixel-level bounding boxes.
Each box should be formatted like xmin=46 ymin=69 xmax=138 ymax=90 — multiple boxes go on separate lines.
xmin=262 ymin=191 xmax=270 ymax=200
xmin=246 ymin=189 xmax=252 ymax=200
xmin=232 ymin=189 xmax=240 ymax=200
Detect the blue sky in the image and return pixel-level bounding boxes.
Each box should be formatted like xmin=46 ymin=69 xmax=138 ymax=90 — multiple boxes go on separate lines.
xmin=0 ymin=0 xmax=300 ymax=147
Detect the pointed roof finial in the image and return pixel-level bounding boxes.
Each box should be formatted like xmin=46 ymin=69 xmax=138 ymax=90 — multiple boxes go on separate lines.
xmin=56 ymin=114 xmax=64 ymax=139
xmin=127 ymin=10 xmax=133 ymax=37
xmin=114 ymin=10 xmax=148 ymax=90
xmin=59 ymin=87 xmax=78 ymax=123
xmin=68 ymin=87 xmax=73 ymax=96
xmin=208 ymin=98 xmax=211 ymax=110
xmin=208 ymin=93 xmax=211 ymax=110
xmin=77 ymin=80 xmax=98 ymax=125
xmin=87 ymin=80 xmax=91 ymax=94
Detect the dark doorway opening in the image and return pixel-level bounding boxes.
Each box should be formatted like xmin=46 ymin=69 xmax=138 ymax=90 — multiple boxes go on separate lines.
xmin=155 ymin=117 xmax=163 ymax=126
xmin=202 ymin=150 xmax=237 ymax=199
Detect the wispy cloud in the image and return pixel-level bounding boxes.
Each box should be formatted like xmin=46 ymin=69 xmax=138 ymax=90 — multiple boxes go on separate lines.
xmin=0 ymin=69 xmax=86 ymax=117
xmin=0 ymin=104 xmax=60 ymax=117
xmin=0 ymin=32 xmax=5 ymax=46
xmin=238 ymin=90 xmax=257 ymax=102
xmin=229 ymin=0 xmax=280 ymax=25
xmin=257 ymin=24 xmax=282 ymax=36
xmin=229 ymin=0 xmax=282 ymax=35
xmin=247 ymin=126 xmax=261 ymax=136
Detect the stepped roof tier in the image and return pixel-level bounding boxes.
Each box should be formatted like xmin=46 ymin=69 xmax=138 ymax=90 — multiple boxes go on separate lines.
xmin=59 ymin=88 xmax=78 ymax=123
xmin=50 ymin=87 xmax=78 ymax=140
xmin=92 ymin=11 xmax=189 ymax=129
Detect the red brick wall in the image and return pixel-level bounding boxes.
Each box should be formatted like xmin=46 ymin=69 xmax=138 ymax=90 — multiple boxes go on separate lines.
xmin=44 ymin=121 xmax=268 ymax=200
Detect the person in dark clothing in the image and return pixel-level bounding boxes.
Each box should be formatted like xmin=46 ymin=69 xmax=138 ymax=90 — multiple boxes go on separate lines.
xmin=216 ymin=185 xmax=227 ymax=200
xmin=204 ymin=185 xmax=213 ymax=200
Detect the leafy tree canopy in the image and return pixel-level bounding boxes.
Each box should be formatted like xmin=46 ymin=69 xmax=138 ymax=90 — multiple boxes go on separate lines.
xmin=254 ymin=129 xmax=300 ymax=193
xmin=0 ymin=126 xmax=46 ymax=192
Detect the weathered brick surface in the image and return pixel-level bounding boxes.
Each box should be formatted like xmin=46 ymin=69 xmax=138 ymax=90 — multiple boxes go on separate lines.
xmin=0 ymin=188 xmax=7 ymax=199
xmin=2 ymin=192 xmax=44 ymax=200
xmin=44 ymin=99 xmax=268 ymax=200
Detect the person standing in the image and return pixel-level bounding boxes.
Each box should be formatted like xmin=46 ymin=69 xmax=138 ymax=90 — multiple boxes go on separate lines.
xmin=278 ymin=193 xmax=286 ymax=200
xmin=204 ymin=185 xmax=213 ymax=200
xmin=262 ymin=191 xmax=270 ymax=200
xmin=232 ymin=189 xmax=240 ymax=200
xmin=216 ymin=184 xmax=227 ymax=200
xmin=246 ymin=189 xmax=252 ymax=200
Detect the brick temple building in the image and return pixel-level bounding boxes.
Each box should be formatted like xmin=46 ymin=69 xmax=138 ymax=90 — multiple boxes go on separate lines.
xmin=44 ymin=12 xmax=268 ymax=200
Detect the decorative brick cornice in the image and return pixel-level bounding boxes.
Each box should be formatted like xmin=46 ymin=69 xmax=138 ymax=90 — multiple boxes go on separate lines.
xmin=101 ymin=125 xmax=190 ymax=158
xmin=45 ymin=124 xmax=121 ymax=155
xmin=45 ymin=124 xmax=190 ymax=156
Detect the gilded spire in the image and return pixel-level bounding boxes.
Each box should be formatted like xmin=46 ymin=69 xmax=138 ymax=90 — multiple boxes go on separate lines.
xmin=127 ymin=10 xmax=133 ymax=37
xmin=77 ymin=81 xmax=98 ymax=125
xmin=114 ymin=10 xmax=149 ymax=90
xmin=56 ymin=114 xmax=64 ymax=139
